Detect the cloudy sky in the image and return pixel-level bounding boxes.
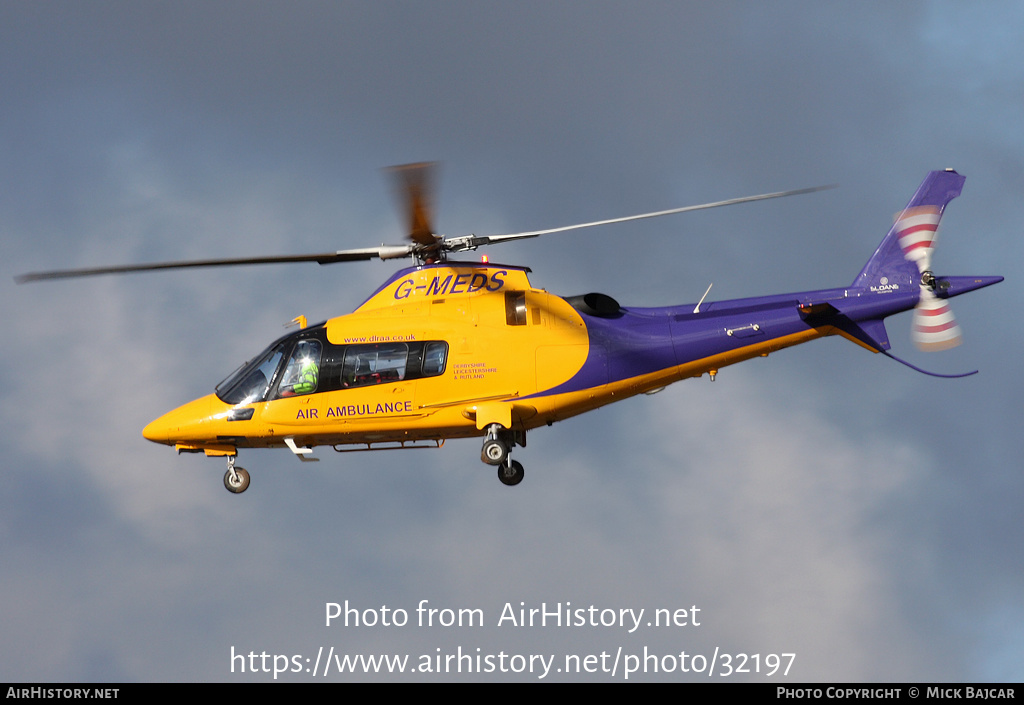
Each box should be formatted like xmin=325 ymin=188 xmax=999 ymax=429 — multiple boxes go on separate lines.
xmin=2 ymin=1 xmax=1022 ymax=682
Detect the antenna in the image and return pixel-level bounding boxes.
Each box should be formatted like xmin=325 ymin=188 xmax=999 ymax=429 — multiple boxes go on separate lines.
xmin=693 ymin=283 xmax=713 ymax=314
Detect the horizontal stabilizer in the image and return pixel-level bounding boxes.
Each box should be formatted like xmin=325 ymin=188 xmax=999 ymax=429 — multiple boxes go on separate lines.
xmin=798 ymin=302 xmax=890 ymax=352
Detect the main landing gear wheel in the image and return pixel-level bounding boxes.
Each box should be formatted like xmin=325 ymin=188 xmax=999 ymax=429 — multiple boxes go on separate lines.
xmin=498 ymin=459 xmax=524 ymax=486
xmin=481 ymin=437 xmax=509 ymax=466
xmin=481 ymin=423 xmax=514 ymax=466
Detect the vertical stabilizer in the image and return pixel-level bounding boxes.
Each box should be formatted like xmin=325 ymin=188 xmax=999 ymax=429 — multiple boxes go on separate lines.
xmin=851 ymin=170 xmax=965 ymax=290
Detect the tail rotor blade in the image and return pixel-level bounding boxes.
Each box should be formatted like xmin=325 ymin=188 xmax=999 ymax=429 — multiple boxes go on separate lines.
xmin=896 ymin=205 xmax=942 ymax=274
xmin=912 ymin=288 xmax=962 ymax=351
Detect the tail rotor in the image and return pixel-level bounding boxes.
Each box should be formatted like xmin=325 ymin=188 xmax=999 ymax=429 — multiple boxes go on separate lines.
xmin=912 ymin=286 xmax=962 ymax=351
xmin=894 ymin=202 xmax=963 ymax=351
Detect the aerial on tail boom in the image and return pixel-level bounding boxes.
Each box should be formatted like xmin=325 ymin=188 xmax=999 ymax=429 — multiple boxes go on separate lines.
xmin=16 ymin=166 xmax=1002 ymax=493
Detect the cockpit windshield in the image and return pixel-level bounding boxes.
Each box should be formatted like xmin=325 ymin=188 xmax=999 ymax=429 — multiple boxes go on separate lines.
xmin=215 ymin=342 xmax=287 ymax=405
xmin=216 ymin=324 xmax=329 ymax=405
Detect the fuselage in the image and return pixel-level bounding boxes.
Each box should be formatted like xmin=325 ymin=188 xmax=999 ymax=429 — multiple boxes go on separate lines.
xmin=142 ymin=260 xmax=1000 ymax=457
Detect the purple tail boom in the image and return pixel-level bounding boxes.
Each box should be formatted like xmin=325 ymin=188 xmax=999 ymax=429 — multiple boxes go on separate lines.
xmin=528 ymin=170 xmax=1002 ymax=402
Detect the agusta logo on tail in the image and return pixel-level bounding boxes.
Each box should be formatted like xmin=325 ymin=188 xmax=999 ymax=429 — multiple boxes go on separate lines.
xmin=17 ymin=165 xmax=1002 ymax=493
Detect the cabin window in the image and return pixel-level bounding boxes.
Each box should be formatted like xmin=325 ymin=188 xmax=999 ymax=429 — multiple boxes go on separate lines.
xmin=421 ymin=341 xmax=448 ymax=377
xmin=342 ymin=343 xmax=409 ymax=388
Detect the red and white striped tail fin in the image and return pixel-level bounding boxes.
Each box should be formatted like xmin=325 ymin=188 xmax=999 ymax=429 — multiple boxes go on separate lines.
xmin=912 ymin=288 xmax=962 ymax=351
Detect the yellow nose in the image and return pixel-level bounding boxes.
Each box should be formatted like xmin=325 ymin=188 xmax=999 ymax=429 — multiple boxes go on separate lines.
xmin=142 ymin=415 xmax=171 ymax=444
xmin=142 ymin=395 xmax=224 ymax=446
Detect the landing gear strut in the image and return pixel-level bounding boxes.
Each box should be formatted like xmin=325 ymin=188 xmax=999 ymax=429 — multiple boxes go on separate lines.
xmin=224 ymin=456 xmax=250 ymax=494
xmin=481 ymin=424 xmax=525 ymax=486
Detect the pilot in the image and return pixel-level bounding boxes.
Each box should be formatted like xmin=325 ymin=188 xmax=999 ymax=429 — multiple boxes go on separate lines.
xmin=279 ymin=341 xmax=320 ymax=396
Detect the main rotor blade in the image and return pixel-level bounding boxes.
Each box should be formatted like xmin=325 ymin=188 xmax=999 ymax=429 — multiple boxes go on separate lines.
xmin=14 ymin=244 xmax=415 ymax=283
xmin=452 ymin=184 xmax=837 ymax=250
xmin=388 ymin=162 xmax=440 ymax=247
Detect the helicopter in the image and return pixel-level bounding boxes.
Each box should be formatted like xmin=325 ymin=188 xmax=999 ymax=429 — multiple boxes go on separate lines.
xmin=16 ymin=165 xmax=1002 ymax=494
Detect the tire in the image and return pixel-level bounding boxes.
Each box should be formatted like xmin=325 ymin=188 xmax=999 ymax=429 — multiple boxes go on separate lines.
xmin=224 ymin=467 xmax=251 ymax=494
xmin=498 ymin=460 xmax=524 ymax=486
xmin=481 ymin=438 xmax=508 ymax=466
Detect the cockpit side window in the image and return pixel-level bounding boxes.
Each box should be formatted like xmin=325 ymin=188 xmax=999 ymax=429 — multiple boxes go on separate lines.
xmin=276 ymin=339 xmax=322 ymax=397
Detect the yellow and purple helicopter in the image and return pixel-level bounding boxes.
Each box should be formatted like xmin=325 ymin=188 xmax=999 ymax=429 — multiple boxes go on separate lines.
xmin=17 ymin=166 xmax=1001 ymax=493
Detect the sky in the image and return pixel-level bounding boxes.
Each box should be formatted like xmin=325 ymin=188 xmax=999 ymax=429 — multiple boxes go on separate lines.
xmin=1 ymin=1 xmax=1022 ymax=682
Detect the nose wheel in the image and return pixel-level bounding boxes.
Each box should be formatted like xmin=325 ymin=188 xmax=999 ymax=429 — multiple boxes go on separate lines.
xmin=223 ymin=456 xmax=250 ymax=494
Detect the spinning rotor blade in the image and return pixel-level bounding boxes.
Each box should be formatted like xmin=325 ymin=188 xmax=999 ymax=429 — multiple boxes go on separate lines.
xmin=445 ymin=183 xmax=837 ymax=252
xmin=895 ymin=205 xmax=942 ymax=275
xmin=15 ymin=168 xmax=836 ymax=284
xmin=893 ymin=205 xmax=964 ymax=351
xmin=912 ymin=287 xmax=962 ymax=351
xmin=389 ymin=162 xmax=440 ymax=247
xmin=14 ymin=245 xmax=415 ymax=283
